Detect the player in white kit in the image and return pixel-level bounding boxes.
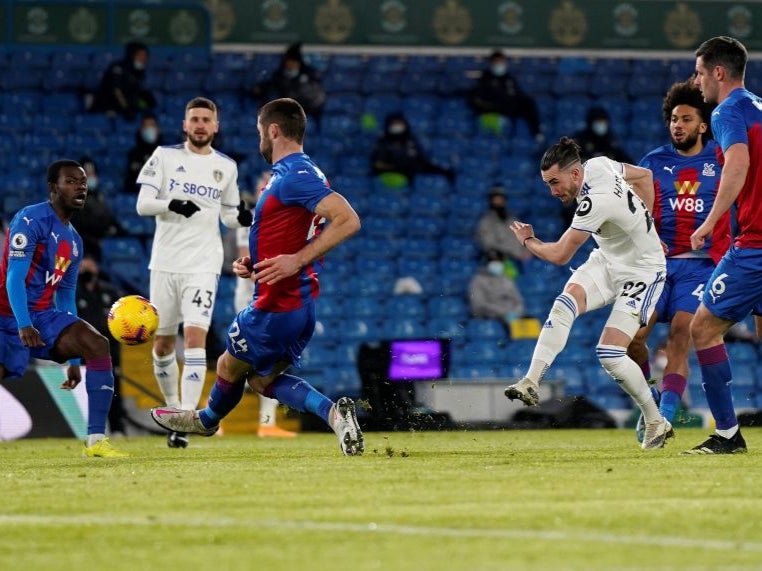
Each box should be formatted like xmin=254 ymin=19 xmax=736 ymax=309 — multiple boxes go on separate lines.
xmin=136 ymin=97 xmax=252 ymax=447
xmin=505 ymin=137 xmax=673 ymax=449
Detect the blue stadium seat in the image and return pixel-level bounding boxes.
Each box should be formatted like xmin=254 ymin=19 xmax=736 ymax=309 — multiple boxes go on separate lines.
xmin=383 ymin=318 xmax=427 ymax=339
xmin=344 ymin=296 xmax=385 ymax=318
xmin=341 ymin=319 xmax=378 ymax=341
xmin=0 ymin=69 xmax=42 ymax=90
xmin=465 ymin=319 xmax=505 ymax=341
xmin=726 ymin=344 xmax=760 ymax=365
xmin=405 ymin=214 xmax=446 ymax=236
xmin=386 ymin=296 xmax=426 ymax=318
xmin=548 ymin=366 xmax=587 ymax=395
xmin=429 ymin=317 xmax=466 ymax=340
xmin=204 ymin=69 xmax=245 ymax=92
xmin=324 ymin=93 xmax=364 ymax=116
xmin=323 ymin=70 xmax=362 ymax=93
xmin=101 ymin=237 xmax=145 ymax=260
xmin=346 ymin=275 xmax=388 ymax=297
xmin=439 ymin=236 xmax=479 ymax=259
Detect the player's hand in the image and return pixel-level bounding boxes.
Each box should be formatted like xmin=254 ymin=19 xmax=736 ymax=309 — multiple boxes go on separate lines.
xmin=61 ymin=365 xmax=82 ymax=390
xmin=253 ymin=254 xmax=301 ymax=285
xmin=233 ymin=256 xmax=254 ymax=279
xmin=237 ymin=200 xmax=253 ymax=227
xmin=660 ymin=240 xmax=669 ymax=254
xmin=510 ymin=220 xmax=535 ymax=246
xmin=18 ymin=326 xmax=45 ymax=348
xmin=690 ymin=221 xmax=713 ymax=251
xmin=168 ymin=199 xmax=201 ymax=218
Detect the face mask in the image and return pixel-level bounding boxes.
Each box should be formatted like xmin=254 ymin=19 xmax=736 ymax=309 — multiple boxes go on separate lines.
xmin=591 ymin=120 xmax=609 ymax=137
xmin=80 ymin=270 xmax=96 ymax=284
xmin=490 ymin=204 xmax=508 ymax=220
xmin=491 ymin=64 xmax=507 ymax=76
xmin=388 ymin=124 xmax=406 ymax=135
xmin=141 ymin=126 xmax=158 ymax=144
xmin=87 ymin=177 xmax=98 ymax=191
xmin=284 ymin=67 xmax=300 ymax=79
xmin=133 ymin=60 xmax=145 ymax=70
xmin=487 ymin=261 xmax=504 ymax=276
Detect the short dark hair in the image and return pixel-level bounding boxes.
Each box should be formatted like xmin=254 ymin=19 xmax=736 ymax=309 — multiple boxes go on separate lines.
xmin=540 ymin=137 xmax=581 ymax=171
xmin=185 ymin=96 xmax=217 ymax=116
xmin=47 ymin=160 xmax=82 ymax=185
xmin=259 ymin=98 xmax=306 ymax=144
xmin=662 ymin=80 xmax=715 ymax=140
xmin=695 ymin=36 xmax=747 ymax=81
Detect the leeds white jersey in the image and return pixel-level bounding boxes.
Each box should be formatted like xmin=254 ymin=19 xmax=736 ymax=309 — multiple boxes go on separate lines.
xmin=571 ymin=156 xmax=666 ymax=273
xmin=137 ymin=143 xmax=241 ymax=274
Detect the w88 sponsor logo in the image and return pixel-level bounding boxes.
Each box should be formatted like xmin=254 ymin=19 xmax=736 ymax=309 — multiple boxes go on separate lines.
xmin=668 ymin=197 xmax=704 ymax=212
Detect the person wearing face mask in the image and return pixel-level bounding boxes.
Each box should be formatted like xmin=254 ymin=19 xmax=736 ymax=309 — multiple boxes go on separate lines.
xmin=76 ymin=254 xmax=128 ymax=436
xmin=475 ymin=185 xmax=532 ymax=268
xmin=71 ymin=157 xmax=122 ymax=262
xmin=370 ymin=113 xmax=455 ymax=186
xmin=573 ymin=106 xmax=632 ymax=164
xmin=253 ymin=43 xmax=326 ymax=123
xmin=89 ymin=41 xmax=156 ymax=120
xmin=469 ymin=50 xmax=544 ymax=142
xmin=125 ymin=113 xmax=163 ymax=193
xmin=468 ymin=250 xmax=525 ymax=336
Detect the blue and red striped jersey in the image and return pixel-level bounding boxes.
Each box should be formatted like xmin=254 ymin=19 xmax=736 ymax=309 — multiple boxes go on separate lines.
xmin=0 ymin=202 xmax=82 ymax=316
xmin=712 ymin=87 xmax=762 ymax=248
xmin=639 ymin=140 xmax=730 ymax=263
xmin=249 ymin=152 xmax=332 ymax=312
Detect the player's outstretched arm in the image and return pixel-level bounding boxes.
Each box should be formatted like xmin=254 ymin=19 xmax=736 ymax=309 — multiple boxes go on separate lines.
xmin=511 ymin=221 xmax=589 ymax=266
xmin=622 ymin=163 xmax=655 ymax=212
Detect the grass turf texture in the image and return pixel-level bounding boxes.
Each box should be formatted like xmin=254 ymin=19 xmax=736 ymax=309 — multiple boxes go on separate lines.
xmin=1 ymin=429 xmax=761 ymax=571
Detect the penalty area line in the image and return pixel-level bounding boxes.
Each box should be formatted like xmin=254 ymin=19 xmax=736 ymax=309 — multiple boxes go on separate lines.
xmin=0 ymin=514 xmax=761 ymax=553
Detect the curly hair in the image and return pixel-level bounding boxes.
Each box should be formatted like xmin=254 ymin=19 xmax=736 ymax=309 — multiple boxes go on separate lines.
xmin=662 ymin=80 xmax=715 ymax=140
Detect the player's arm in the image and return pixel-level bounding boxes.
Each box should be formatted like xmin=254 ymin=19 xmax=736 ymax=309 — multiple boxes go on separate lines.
xmin=622 ymin=163 xmax=655 ymax=212
xmin=698 ymin=142 xmax=749 ymax=228
xmin=220 ymin=167 xmax=251 ymax=228
xmin=6 ymin=258 xmax=45 ymax=348
xmin=253 ymin=192 xmax=361 ymax=285
xmin=510 ymin=221 xmax=590 ymax=266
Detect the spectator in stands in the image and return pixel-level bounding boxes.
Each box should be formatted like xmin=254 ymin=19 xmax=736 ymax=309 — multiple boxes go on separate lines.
xmin=124 ymin=113 xmax=163 ymax=193
xmin=469 ymin=50 xmax=544 ymax=142
xmin=72 ymin=157 xmax=122 ymax=261
xmin=370 ymin=113 xmax=455 ymax=187
xmin=253 ymin=43 xmax=326 ymax=123
xmin=90 ymin=41 xmax=156 ymax=120
xmin=468 ymin=250 xmax=525 ymax=335
xmin=76 ymin=254 xmax=127 ymax=436
xmin=574 ymin=106 xmax=632 ymax=163
xmin=475 ymin=184 xmax=531 ymax=270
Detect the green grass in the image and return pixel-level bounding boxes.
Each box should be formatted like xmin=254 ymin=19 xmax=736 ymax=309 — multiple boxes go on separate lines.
xmin=2 ymin=428 xmax=761 ymax=571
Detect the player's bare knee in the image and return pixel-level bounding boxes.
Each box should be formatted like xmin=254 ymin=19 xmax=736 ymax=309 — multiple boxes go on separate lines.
xmin=83 ymin=330 xmax=110 ymax=359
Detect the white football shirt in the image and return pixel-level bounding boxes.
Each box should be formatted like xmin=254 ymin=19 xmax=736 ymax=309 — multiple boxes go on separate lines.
xmin=136 ymin=142 xmax=241 ymax=273
xmin=571 ymin=156 xmax=666 ymax=273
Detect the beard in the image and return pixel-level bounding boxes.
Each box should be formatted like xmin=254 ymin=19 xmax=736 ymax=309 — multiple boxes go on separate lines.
xmin=671 ymin=130 xmax=701 ymax=152
xmin=187 ymin=132 xmax=214 ymax=149
xmin=260 ymin=138 xmax=274 ymax=164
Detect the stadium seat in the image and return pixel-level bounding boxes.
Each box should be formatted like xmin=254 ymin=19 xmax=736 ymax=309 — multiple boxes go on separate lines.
xmin=383 ymin=318 xmax=427 ymax=339
xmin=465 ymin=319 xmax=505 ymax=341
xmin=344 ymin=296 xmax=386 ymax=318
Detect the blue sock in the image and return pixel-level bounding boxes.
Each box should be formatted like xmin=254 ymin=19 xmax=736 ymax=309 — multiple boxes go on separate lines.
xmin=697 ymin=345 xmax=737 ymax=430
xmin=199 ymin=377 xmax=245 ymax=428
xmin=85 ymin=356 xmax=114 ymax=435
xmin=264 ymin=374 xmax=333 ymax=425
xmin=659 ymin=390 xmax=681 ymax=423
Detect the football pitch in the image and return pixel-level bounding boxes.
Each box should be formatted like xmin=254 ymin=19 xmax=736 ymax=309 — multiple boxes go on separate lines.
xmin=1 ymin=428 xmax=761 ymax=571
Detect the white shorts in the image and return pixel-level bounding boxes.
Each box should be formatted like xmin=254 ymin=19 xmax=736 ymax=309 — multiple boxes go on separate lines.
xmin=567 ymin=249 xmax=665 ymax=338
xmin=150 ymin=270 xmax=220 ymax=335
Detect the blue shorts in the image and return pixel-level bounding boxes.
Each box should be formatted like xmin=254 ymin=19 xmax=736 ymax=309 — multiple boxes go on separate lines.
xmin=703 ymin=246 xmax=762 ymax=322
xmin=0 ymin=310 xmax=79 ymax=378
xmin=655 ymin=257 xmax=715 ymax=322
xmin=225 ymin=301 xmax=315 ymax=377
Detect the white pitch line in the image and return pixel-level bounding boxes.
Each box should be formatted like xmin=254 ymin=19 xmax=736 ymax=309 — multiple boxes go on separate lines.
xmin=1 ymin=514 xmax=761 ymax=553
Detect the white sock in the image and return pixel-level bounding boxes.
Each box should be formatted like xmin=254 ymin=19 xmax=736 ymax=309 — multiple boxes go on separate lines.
xmin=259 ymin=396 xmax=279 ymax=426
xmin=527 ymin=293 xmax=578 ymax=383
xmin=86 ymin=433 xmax=105 ymax=447
xmin=596 ymin=344 xmax=660 ymax=422
xmin=717 ymin=426 xmax=739 ymax=439
xmin=153 ymin=350 xmax=180 ymax=407
xmin=181 ymin=348 xmax=207 ymax=410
